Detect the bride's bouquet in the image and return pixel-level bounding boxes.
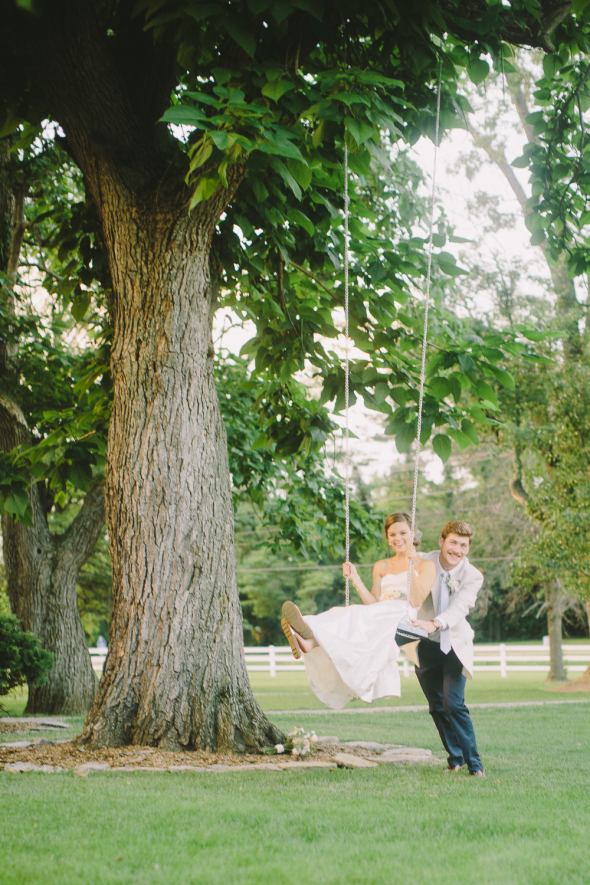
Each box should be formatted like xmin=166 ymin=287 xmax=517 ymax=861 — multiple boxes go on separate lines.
xmin=264 ymin=727 xmax=319 ymax=756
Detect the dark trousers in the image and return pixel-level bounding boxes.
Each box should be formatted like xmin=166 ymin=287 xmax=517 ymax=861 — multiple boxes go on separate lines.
xmin=415 ymin=640 xmax=483 ymax=773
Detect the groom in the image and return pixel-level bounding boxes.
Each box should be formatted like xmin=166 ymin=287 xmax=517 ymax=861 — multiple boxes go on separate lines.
xmin=408 ymin=520 xmax=485 ymax=776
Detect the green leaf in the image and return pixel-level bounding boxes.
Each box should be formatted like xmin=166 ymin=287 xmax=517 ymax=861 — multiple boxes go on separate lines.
xmin=160 ymin=106 xmax=208 ymax=128
xmin=66 ymin=461 xmax=93 ymax=492
xmin=511 ymin=155 xmax=530 ymax=168
xmin=487 ymin=365 xmax=515 ymax=390
xmin=189 ymin=175 xmax=219 ymax=209
xmin=437 ymin=254 xmax=469 ymax=277
xmin=261 ymin=79 xmax=295 ymax=101
xmin=224 ymin=18 xmax=256 ymax=56
xmin=447 ymin=428 xmax=472 ymax=450
xmin=428 ymin=377 xmax=451 ymax=400
xmin=542 ymin=54 xmax=559 ymax=79
xmin=289 ymin=209 xmax=314 ymax=236
xmin=460 ymin=418 xmax=479 ymax=445
xmin=432 ymin=434 xmax=452 ymax=462
xmin=71 ymin=293 xmax=91 ymax=322
xmin=344 ymin=117 xmax=376 ymax=147
xmin=458 ymin=353 xmax=475 ymax=372
xmin=473 ymin=379 xmax=499 ymax=409
xmin=530 ymin=229 xmax=546 ymax=246
xmin=292 ymin=0 xmax=324 ymax=19
xmin=186 ymin=3 xmax=223 ymax=22
xmin=469 ymin=59 xmax=490 ymax=86
xmin=287 ymin=159 xmax=312 ymax=190
xmin=395 ymin=422 xmax=416 ymax=453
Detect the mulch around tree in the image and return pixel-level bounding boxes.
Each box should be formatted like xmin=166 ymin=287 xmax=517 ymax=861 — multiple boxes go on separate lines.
xmin=0 ymin=736 xmax=438 ymax=773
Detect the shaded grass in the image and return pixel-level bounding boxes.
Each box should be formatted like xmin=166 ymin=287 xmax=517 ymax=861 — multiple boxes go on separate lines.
xmin=1 ymin=705 xmax=589 ymax=885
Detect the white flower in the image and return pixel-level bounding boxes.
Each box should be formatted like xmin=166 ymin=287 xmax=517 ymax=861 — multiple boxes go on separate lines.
xmin=310 ymin=733 xmax=318 ymax=744
xmin=292 ymin=747 xmax=300 ymax=756
xmin=448 ymin=579 xmax=460 ymax=592
xmin=275 ymin=743 xmax=285 ymax=754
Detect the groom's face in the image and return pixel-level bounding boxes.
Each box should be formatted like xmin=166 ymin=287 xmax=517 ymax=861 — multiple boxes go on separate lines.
xmin=439 ymin=532 xmax=470 ymax=570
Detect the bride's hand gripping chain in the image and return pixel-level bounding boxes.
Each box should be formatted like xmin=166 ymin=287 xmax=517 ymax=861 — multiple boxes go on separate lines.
xmin=342 ymin=562 xmax=377 ymax=605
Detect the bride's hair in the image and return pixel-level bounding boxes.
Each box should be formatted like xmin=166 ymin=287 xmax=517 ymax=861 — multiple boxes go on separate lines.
xmin=384 ymin=512 xmax=421 ymax=547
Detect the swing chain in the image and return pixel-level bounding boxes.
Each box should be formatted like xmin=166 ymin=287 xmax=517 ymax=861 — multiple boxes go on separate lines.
xmin=342 ymin=61 xmax=441 ymax=611
xmin=406 ymin=59 xmax=442 ymax=606
xmin=344 ymin=141 xmax=351 ymax=607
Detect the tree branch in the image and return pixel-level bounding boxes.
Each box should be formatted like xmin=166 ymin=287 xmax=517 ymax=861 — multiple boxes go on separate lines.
xmin=58 ymin=482 xmax=105 ymax=573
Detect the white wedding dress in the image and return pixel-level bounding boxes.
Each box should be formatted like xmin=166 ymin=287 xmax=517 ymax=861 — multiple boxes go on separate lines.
xmin=301 ymin=571 xmax=417 ymax=710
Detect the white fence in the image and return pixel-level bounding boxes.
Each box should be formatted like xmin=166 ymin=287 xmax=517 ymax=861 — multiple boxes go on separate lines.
xmin=89 ymin=643 xmax=590 ymax=678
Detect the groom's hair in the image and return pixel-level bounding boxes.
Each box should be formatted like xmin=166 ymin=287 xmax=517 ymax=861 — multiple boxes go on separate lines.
xmin=440 ymin=520 xmax=475 ymax=542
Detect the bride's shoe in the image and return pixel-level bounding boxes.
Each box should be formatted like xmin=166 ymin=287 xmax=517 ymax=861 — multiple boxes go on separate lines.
xmin=282 ymin=601 xmax=314 ymax=640
xmin=281 ymin=617 xmax=302 ymax=660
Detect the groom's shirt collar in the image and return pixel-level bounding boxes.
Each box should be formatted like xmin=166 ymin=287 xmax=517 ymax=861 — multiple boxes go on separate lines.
xmin=436 ymin=556 xmax=464 ymax=578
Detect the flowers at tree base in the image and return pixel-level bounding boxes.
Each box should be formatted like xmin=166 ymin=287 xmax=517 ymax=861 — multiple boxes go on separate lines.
xmin=264 ymin=727 xmax=318 ymax=756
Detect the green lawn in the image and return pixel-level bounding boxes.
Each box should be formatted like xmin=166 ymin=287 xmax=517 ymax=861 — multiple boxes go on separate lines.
xmin=249 ymin=668 xmax=590 ymax=711
xmin=4 ymin=668 xmax=589 ymax=725
xmin=2 ymin=703 xmax=589 ymax=885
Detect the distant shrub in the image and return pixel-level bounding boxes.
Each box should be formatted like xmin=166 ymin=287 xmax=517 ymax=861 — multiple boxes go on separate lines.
xmin=0 ymin=613 xmax=54 ymax=700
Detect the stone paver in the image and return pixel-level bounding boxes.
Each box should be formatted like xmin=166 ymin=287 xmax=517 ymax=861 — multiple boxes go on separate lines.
xmin=334 ymin=752 xmax=378 ymax=769
xmin=5 ymin=762 xmax=59 ymax=773
xmin=277 ymin=760 xmax=337 ymax=771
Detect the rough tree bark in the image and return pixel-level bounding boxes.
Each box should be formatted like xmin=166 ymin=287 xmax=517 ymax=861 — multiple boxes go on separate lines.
xmin=0 ymin=129 xmax=103 ymax=715
xmin=26 ymin=2 xmax=282 ymax=750
xmin=0 ymin=395 xmax=104 ymax=713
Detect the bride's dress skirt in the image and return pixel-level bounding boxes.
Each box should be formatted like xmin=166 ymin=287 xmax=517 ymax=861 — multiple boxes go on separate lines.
xmin=303 ymin=596 xmax=416 ymax=710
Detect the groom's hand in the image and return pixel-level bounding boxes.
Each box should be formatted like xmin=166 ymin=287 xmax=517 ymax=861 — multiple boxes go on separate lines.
xmin=412 ymin=618 xmax=438 ymax=634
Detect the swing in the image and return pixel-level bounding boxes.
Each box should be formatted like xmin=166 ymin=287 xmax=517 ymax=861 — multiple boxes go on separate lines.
xmin=341 ymin=63 xmax=442 ymax=647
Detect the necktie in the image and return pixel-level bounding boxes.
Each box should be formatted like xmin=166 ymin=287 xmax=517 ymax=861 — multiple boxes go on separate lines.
xmin=438 ymin=574 xmax=452 ymax=654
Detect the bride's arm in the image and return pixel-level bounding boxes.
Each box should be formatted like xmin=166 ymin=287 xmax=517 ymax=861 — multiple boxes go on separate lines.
xmin=342 ymin=563 xmax=379 ymax=605
xmin=409 ymin=559 xmax=436 ymax=608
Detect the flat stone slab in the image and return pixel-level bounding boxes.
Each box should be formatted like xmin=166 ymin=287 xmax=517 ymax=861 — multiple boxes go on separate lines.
xmin=277 ymin=760 xmax=337 ymax=771
xmin=378 ymin=747 xmax=431 ymax=759
xmin=1 ymin=741 xmax=33 ymax=749
xmin=369 ymin=753 xmax=436 ymax=765
xmin=2 ymin=718 xmax=70 ymax=729
xmin=334 ymin=753 xmax=379 ymax=769
xmin=75 ymin=762 xmax=111 ymax=772
xmin=314 ymin=736 xmax=340 ymax=745
xmin=5 ymin=762 xmax=59 ymax=773
xmin=340 ymin=741 xmax=400 ymax=753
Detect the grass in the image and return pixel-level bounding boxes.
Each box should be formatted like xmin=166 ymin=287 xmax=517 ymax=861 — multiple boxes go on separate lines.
xmin=1 ymin=703 xmax=589 ymax=885
xmin=249 ymin=668 xmax=590 ymax=711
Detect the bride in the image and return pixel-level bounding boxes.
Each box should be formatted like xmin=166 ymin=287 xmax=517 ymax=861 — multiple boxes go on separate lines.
xmin=281 ymin=512 xmax=436 ymax=710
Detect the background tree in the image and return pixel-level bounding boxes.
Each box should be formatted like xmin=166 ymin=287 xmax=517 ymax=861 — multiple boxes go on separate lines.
xmin=447 ymin=53 xmax=590 ymax=680
xmin=0 ymin=138 xmax=108 ymax=713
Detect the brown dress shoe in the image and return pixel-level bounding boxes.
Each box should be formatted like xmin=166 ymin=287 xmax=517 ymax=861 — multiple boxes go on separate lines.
xmin=281 ymin=617 xmax=301 ymax=660
xmin=282 ymin=601 xmax=314 ymax=640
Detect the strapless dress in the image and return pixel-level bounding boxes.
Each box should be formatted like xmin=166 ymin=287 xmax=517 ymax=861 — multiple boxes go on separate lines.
xmin=302 ymin=572 xmax=417 ymax=710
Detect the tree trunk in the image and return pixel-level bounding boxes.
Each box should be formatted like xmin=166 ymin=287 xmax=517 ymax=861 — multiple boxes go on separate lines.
xmin=0 ymin=143 xmax=106 ymax=714
xmin=0 ymin=400 xmax=105 ymax=713
xmin=544 ymin=579 xmax=567 ymax=682
xmin=80 ymin=195 xmax=283 ymax=751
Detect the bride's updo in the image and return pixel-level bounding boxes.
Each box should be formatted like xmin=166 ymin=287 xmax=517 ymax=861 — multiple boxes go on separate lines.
xmin=384 ymin=511 xmax=421 ymax=547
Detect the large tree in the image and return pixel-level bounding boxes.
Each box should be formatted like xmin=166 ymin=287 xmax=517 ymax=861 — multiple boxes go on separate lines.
xmin=1 ymin=0 xmax=586 ymax=750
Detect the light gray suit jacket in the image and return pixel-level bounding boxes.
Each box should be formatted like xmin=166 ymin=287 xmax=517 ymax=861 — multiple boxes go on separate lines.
xmin=405 ymin=550 xmax=483 ymax=678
